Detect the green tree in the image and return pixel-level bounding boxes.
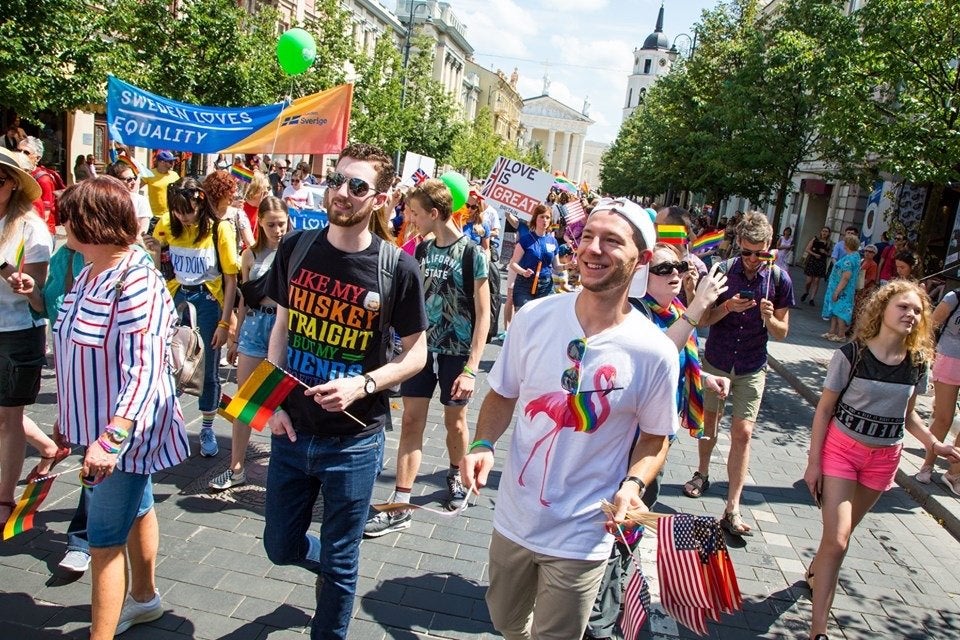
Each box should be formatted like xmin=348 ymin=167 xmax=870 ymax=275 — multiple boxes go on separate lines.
xmin=399 ymin=34 xmax=460 ymax=165
xmin=350 ymin=37 xmax=406 ymax=152
xmin=449 ymin=106 xmax=509 ymax=178
xmin=0 ymin=0 xmax=110 ymax=115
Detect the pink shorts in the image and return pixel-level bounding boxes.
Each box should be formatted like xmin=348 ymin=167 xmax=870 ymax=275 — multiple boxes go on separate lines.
xmin=932 ymin=353 xmax=960 ymax=386
xmin=821 ymin=421 xmax=901 ymax=492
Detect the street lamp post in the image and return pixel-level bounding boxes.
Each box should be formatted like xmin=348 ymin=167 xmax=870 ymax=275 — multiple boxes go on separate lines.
xmin=668 ymin=29 xmax=698 ymax=60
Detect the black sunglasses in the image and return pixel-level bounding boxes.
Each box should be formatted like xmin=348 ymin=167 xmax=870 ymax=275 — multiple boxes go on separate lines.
xmin=0 ymin=175 xmax=8 ymax=188
xmin=167 ymin=185 xmax=202 ymax=200
xmin=326 ymin=172 xmax=377 ymax=198
xmin=739 ymin=249 xmax=772 ymax=258
xmin=121 ymin=176 xmax=137 ymax=184
xmin=649 ymin=261 xmax=689 ymax=276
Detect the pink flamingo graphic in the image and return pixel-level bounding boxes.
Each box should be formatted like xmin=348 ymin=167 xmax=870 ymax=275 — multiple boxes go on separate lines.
xmin=519 ymin=364 xmax=618 ymax=506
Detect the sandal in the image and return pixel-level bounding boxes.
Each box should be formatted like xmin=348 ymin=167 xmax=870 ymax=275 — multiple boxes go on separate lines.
xmin=683 ymin=472 xmax=710 ymax=498
xmin=720 ymin=510 xmax=754 ymax=537
xmin=803 ymin=566 xmax=816 ymax=594
xmin=820 ymin=332 xmax=834 ymax=339
xmin=26 ymin=445 xmax=72 ymax=483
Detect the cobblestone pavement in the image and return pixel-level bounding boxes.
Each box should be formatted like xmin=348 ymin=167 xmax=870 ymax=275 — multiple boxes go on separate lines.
xmin=3 ymin=272 xmax=960 ymax=638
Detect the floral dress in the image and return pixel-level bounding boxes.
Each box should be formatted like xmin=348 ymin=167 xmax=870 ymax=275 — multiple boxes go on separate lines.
xmin=822 ymin=251 xmax=861 ymax=324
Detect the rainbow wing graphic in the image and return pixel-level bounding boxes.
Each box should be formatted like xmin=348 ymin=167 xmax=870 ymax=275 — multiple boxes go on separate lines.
xmin=567 ymin=392 xmax=599 ymax=432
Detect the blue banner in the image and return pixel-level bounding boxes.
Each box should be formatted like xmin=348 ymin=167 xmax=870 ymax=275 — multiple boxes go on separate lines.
xmin=289 ymin=208 xmax=329 ymax=230
xmin=106 ymin=76 xmax=285 ymax=153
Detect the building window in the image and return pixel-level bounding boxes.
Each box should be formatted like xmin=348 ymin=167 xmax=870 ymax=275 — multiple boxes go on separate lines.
xmin=626 ymin=88 xmax=633 ymax=108
xmin=643 ymin=59 xmax=652 ymax=74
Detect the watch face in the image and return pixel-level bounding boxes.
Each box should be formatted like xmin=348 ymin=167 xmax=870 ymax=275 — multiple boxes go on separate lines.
xmin=364 ymin=377 xmax=376 ymax=394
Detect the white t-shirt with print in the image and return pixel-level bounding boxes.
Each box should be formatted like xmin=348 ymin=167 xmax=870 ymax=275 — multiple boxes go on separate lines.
xmin=489 ymin=293 xmax=680 ymax=561
xmin=0 ymin=214 xmax=53 ymax=331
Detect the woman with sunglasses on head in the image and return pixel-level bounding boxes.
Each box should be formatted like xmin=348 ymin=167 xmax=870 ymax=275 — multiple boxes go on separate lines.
xmin=803 ymin=281 xmax=960 ymax=640
xmin=45 ymin=177 xmax=187 ymax=638
xmin=106 ymin=160 xmax=153 ymax=236
xmin=151 ymin=177 xmax=239 ymax=458
xmin=0 ymin=148 xmax=59 ymax=530
xmin=508 ymin=203 xmax=564 ymax=310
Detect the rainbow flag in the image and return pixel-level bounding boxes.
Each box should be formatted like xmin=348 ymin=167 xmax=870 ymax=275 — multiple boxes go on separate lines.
xmin=118 ymin=155 xmax=140 ymax=176
xmin=690 ymin=229 xmax=724 ymax=254
xmin=657 ymin=224 xmax=687 ymax=245
xmin=14 ymin=234 xmax=26 ymax=271
xmin=231 ymin=165 xmax=255 ymax=183
xmin=220 ymin=361 xmax=300 ymax=431
xmin=3 ymin=475 xmax=56 ymax=540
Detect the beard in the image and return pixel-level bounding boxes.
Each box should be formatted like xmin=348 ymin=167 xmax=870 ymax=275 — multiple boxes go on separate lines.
xmin=325 ymin=191 xmax=373 ymax=228
xmin=581 ymin=258 xmax=636 ymax=294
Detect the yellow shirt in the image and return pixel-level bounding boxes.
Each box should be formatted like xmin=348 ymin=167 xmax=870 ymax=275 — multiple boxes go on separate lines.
xmin=153 ymin=217 xmax=240 ymax=306
xmin=141 ymin=170 xmax=180 ymax=217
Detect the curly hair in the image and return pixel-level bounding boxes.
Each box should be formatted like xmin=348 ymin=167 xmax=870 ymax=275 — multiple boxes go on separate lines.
xmin=338 ymin=143 xmax=395 ymax=193
xmin=202 ymin=170 xmax=237 ymax=204
xmin=736 ymin=211 xmax=773 ymax=245
xmin=853 ymin=280 xmax=934 ymax=365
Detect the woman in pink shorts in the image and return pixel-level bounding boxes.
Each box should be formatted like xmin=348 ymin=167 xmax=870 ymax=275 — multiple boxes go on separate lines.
xmin=914 ymin=287 xmax=960 ymax=493
xmin=803 ymin=281 xmax=960 ymax=640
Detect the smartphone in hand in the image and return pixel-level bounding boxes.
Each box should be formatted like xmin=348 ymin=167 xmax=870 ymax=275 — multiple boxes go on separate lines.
xmin=739 ymin=289 xmax=755 ymax=300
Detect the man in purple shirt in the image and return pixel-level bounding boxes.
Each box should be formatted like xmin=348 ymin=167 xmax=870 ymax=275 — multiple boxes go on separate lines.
xmin=684 ymin=211 xmax=794 ymax=537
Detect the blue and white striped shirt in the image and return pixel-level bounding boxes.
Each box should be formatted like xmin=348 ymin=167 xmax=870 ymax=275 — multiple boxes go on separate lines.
xmin=54 ymin=251 xmax=189 ymax=473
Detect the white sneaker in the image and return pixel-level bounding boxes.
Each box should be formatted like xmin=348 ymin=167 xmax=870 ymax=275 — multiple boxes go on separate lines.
xmin=939 ymin=472 xmax=960 ymax=497
xmin=58 ymin=550 xmax=90 ymax=573
xmin=115 ymin=590 xmax=163 ymax=634
xmin=915 ymin=465 xmax=933 ymax=484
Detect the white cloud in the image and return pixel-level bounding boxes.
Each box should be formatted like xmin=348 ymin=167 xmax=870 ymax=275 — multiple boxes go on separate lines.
xmin=540 ymin=0 xmax=609 ymax=11
xmin=460 ymin=0 xmax=538 ymax=59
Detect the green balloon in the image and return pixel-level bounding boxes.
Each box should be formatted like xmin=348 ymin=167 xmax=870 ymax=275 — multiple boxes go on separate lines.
xmin=277 ymin=28 xmax=317 ymax=76
xmin=440 ymin=171 xmax=470 ymax=212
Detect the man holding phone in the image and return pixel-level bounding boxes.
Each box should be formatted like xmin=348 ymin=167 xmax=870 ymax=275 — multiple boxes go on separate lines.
xmin=683 ymin=211 xmax=795 ymax=537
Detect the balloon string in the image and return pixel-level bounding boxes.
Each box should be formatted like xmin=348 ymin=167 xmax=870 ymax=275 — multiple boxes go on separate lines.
xmin=269 ymin=79 xmax=295 ymax=160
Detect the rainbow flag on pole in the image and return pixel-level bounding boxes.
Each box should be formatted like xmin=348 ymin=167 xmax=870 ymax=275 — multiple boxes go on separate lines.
xmin=657 ymin=224 xmax=687 ymax=245
xmin=690 ymin=229 xmax=724 ymax=254
xmin=219 ymin=361 xmax=300 ymax=431
xmin=14 ymin=230 xmax=26 ymax=271
xmin=3 ymin=475 xmax=57 ymax=540
xmin=231 ymin=165 xmax=255 ymax=183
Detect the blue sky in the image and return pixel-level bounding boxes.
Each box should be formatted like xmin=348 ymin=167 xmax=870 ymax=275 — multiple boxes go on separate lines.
xmin=455 ymin=0 xmax=719 ymax=143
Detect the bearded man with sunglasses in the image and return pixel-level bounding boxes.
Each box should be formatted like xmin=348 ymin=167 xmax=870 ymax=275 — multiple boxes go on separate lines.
xmin=262 ymin=143 xmax=428 ymax=640
xmin=684 ymin=211 xmax=794 ymax=537
xmin=462 ymin=198 xmax=680 ymax=640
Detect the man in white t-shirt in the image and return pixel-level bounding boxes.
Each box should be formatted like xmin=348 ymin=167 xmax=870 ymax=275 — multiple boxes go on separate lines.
xmin=461 ymin=197 xmax=680 ymax=640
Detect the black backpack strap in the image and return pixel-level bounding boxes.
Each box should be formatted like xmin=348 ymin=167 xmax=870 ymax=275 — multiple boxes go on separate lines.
xmin=836 ymin=341 xmax=862 ymax=406
xmin=463 ymin=239 xmax=476 ymax=324
xmin=377 ymin=238 xmax=401 ymax=332
xmin=287 ymin=228 xmax=325 ymax=282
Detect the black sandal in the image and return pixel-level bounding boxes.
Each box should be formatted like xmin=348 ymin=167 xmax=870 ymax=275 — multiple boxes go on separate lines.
xmin=683 ymin=472 xmax=710 ymax=498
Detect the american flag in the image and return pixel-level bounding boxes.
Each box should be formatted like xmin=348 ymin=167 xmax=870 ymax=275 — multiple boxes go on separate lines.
xmin=619 ymin=563 xmax=651 ymax=640
xmin=412 ymin=168 xmax=429 ymax=185
xmin=563 ymin=199 xmax=586 ymax=224
xmin=656 ymin=514 xmax=717 ymax=636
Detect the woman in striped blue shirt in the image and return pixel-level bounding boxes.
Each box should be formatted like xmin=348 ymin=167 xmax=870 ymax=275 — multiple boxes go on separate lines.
xmin=53 ymin=177 xmax=189 ymax=639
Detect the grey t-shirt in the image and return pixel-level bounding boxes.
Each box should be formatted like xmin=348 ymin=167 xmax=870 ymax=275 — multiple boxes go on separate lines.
xmin=824 ymin=342 xmax=928 ymax=446
xmin=936 ymin=290 xmax=960 ymax=358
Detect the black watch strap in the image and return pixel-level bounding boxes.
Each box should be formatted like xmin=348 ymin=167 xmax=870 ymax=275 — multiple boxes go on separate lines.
xmin=0 ymin=260 xmax=9 ymax=272
xmin=620 ymin=475 xmax=646 ymax=496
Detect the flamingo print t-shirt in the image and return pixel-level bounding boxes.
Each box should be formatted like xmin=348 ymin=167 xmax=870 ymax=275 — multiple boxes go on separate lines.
xmin=488 ymin=293 xmax=680 ymax=561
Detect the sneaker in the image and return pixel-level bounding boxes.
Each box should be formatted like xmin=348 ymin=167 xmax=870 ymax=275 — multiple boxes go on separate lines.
xmin=363 ymin=510 xmax=412 ymax=538
xmin=209 ymin=468 xmax=246 ymax=491
xmin=199 ymin=427 xmax=219 ymax=457
xmin=115 ymin=590 xmax=163 ymax=634
xmin=446 ymin=474 xmax=468 ymax=511
xmin=58 ymin=550 xmax=90 ymax=573
xmin=939 ymin=472 xmax=960 ymax=497
xmin=915 ymin=465 xmax=934 ymax=484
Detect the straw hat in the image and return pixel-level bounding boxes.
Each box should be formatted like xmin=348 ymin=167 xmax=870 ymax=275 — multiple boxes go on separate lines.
xmin=0 ymin=148 xmax=42 ymax=202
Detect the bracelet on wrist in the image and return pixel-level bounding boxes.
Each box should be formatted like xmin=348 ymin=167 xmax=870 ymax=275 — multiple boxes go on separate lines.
xmin=681 ymin=312 xmax=700 ymax=327
xmin=96 ymin=436 xmax=121 ymax=455
xmin=105 ymin=424 xmax=129 ymax=442
xmin=462 ymin=365 xmax=476 ymax=378
xmin=469 ymin=439 xmax=495 ymax=454
xmin=216 ymin=321 xmax=230 ymax=330
xmin=619 ymin=475 xmax=646 ymax=497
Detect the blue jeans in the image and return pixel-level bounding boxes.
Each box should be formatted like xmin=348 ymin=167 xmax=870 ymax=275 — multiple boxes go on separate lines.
xmin=263 ymin=430 xmax=383 ymax=640
xmin=174 ymin=287 xmax=222 ymax=413
xmin=66 ymin=488 xmax=90 ymax=555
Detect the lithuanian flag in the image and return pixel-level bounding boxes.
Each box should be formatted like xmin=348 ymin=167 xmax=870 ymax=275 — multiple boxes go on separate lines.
xmin=691 ymin=229 xmax=725 ymax=254
xmin=3 ymin=475 xmax=56 ymax=540
xmin=657 ymin=224 xmax=687 ymax=245
xmin=230 ymin=165 xmax=255 ymax=184
xmin=220 ymin=361 xmax=300 ymax=431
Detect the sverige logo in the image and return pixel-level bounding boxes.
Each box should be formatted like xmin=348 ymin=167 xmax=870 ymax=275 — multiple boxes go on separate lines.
xmin=281 ymin=112 xmax=329 ymax=127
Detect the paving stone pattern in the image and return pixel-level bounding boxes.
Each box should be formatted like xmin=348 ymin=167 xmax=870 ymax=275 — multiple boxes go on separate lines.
xmin=3 ymin=266 xmax=960 ymax=638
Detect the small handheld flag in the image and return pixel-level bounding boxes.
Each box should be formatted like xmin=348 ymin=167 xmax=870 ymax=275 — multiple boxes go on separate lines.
xmin=3 ymin=474 xmax=57 ymax=540
xmin=691 ymin=229 xmax=724 ymax=254
xmin=231 ymin=165 xmax=255 ymax=184
xmin=14 ymin=222 xmax=27 ymax=273
xmin=118 ymin=155 xmax=140 ymax=177
xmin=220 ymin=361 xmax=301 ymax=431
xmin=657 ymin=224 xmax=687 ymax=245
xmin=411 ymin=168 xmax=429 ymax=185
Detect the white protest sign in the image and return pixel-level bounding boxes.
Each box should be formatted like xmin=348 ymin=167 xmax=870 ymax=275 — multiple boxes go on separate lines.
xmin=400 ymin=152 xmax=436 ymax=186
xmin=480 ymin=156 xmax=553 ymax=224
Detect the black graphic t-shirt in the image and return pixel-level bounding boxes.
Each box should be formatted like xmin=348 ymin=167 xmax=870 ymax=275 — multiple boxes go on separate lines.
xmin=267 ymin=231 xmax=426 ymax=437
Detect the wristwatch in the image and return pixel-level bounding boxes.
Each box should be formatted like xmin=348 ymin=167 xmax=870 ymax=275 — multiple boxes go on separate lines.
xmin=0 ymin=260 xmax=9 ymax=273
xmin=363 ymin=374 xmax=377 ymax=396
xmin=619 ymin=475 xmax=646 ymax=497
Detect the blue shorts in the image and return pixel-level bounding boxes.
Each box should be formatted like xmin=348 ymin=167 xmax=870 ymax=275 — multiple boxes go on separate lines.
xmin=86 ymin=471 xmax=154 ymax=548
xmin=400 ymin=352 xmax=470 ymax=406
xmin=237 ymin=308 xmax=277 ymax=359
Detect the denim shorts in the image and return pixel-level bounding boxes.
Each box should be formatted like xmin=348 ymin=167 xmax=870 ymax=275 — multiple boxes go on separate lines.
xmin=238 ymin=308 xmax=277 ymax=359
xmin=400 ymin=352 xmax=470 ymax=406
xmin=86 ymin=470 xmax=154 ymax=548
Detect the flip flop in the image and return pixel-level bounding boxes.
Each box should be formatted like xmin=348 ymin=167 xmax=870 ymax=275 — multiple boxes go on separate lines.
xmin=26 ymin=445 xmax=72 ymax=483
xmin=720 ymin=510 xmax=753 ymax=537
